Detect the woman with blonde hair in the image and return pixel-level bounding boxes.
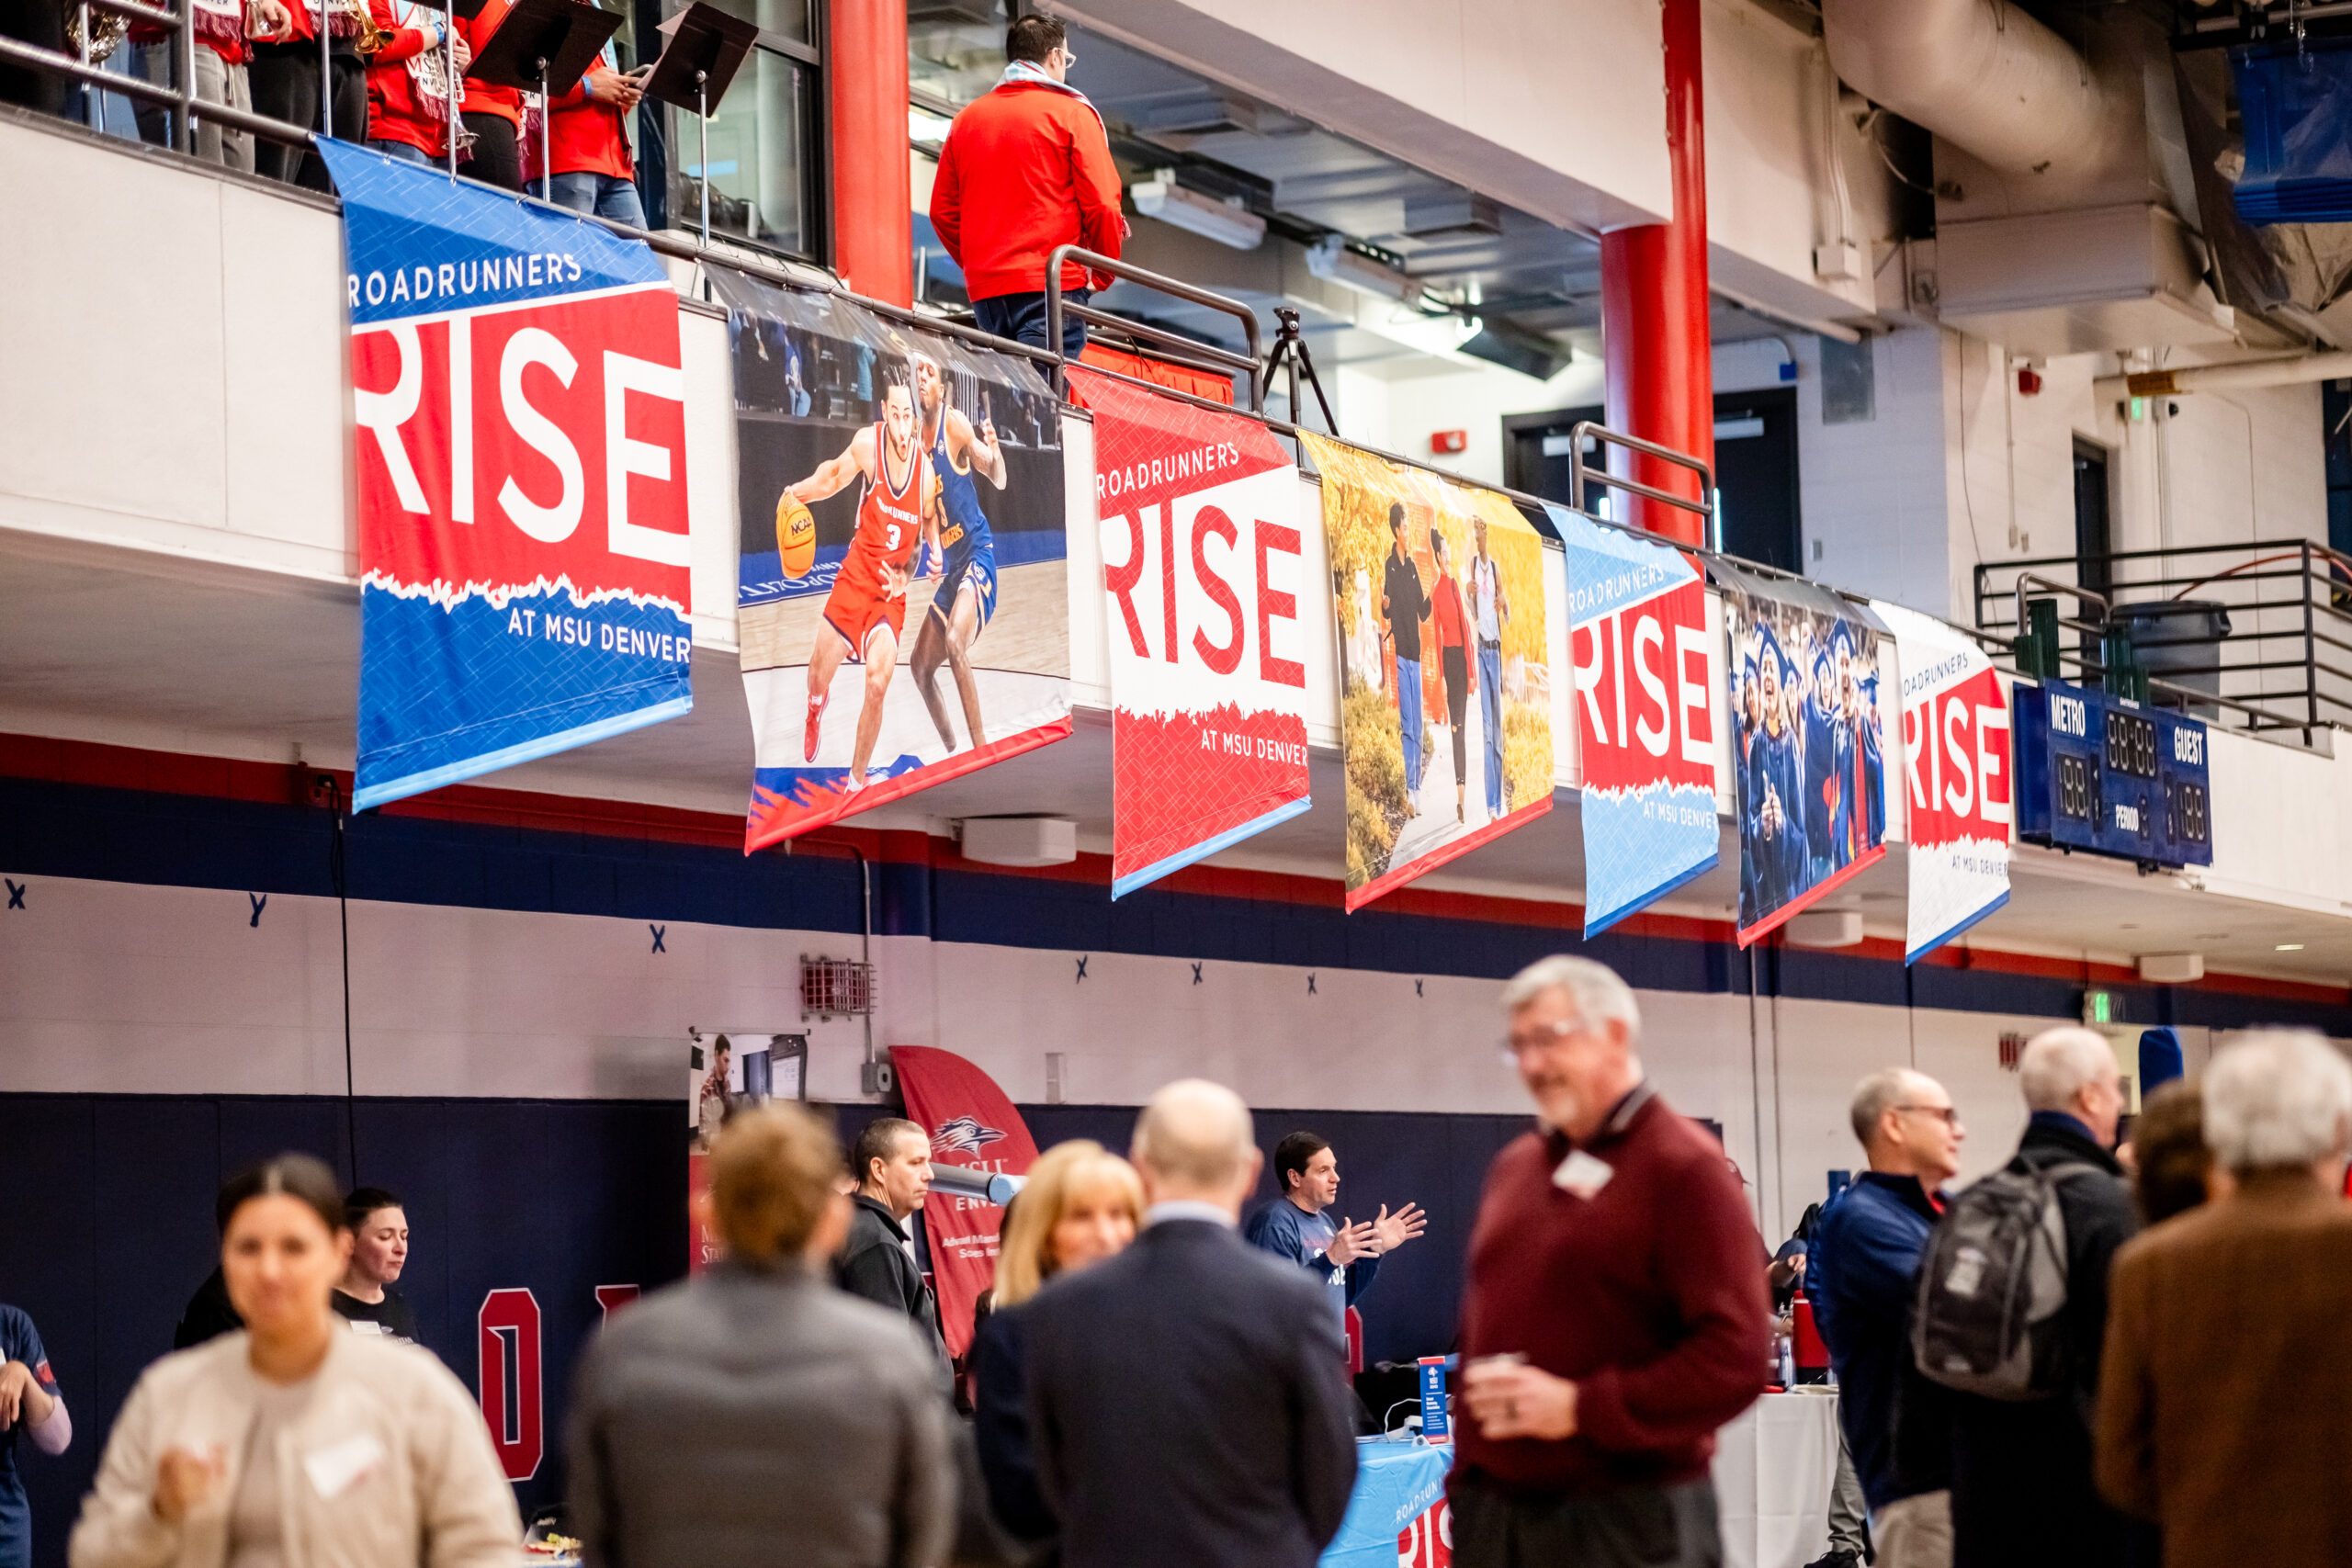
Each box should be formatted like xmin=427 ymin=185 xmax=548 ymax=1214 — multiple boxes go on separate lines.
xmin=972 ymin=1140 xmax=1145 ymax=1554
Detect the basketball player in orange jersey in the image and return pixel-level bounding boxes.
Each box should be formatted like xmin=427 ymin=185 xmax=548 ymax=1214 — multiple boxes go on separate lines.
xmin=778 ymin=374 xmax=941 ymax=793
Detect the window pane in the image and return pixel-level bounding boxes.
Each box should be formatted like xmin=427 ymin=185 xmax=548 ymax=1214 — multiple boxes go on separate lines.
xmin=675 ymin=47 xmax=810 ymax=256
xmin=689 ymin=0 xmax=810 ymax=49
xmin=909 ymin=1 xmax=1009 ymax=109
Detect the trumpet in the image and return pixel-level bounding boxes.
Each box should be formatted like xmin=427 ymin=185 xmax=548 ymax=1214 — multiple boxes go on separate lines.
xmin=345 ymin=0 xmax=387 ymax=54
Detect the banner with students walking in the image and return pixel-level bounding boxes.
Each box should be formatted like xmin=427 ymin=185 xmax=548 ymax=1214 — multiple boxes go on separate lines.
xmin=1544 ymin=504 xmax=1722 ymax=936
xmin=711 ymin=269 xmax=1071 ymax=850
xmin=322 ymin=141 xmax=695 ymax=811
xmin=1302 ymin=434 xmax=1554 ymax=911
xmin=1068 ymin=366 xmax=1312 ymax=897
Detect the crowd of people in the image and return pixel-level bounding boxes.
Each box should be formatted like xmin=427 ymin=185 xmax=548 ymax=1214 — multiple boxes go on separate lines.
xmin=2 ymin=958 xmax=2348 ymax=1568
xmin=1804 ymin=1025 xmax=2352 ymax=1568
xmin=0 ymin=0 xmax=643 ymax=221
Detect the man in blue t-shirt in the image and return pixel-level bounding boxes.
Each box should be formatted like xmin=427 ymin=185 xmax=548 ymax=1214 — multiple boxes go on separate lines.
xmin=0 ymin=1303 xmax=71 ymax=1568
xmin=1243 ymin=1132 xmax=1427 ymax=1338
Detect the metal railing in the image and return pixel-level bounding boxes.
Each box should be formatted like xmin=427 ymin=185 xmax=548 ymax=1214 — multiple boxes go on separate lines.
xmin=1043 ymin=244 xmax=1264 ymax=410
xmin=1565 ymin=420 xmax=1718 ymax=542
xmin=0 ymin=0 xmax=318 ymax=157
xmin=1974 ymin=539 xmax=2352 ymax=746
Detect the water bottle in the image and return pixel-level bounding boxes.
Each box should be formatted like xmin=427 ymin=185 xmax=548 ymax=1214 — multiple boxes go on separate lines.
xmin=1778 ymin=1336 xmax=1795 ymax=1390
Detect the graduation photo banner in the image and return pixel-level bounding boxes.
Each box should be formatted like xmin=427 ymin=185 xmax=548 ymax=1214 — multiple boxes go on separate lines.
xmin=1715 ymin=561 xmax=1888 ymax=945
xmin=1068 ymin=367 xmax=1312 ymax=897
xmin=1544 ymin=504 xmax=1722 ymax=936
xmin=713 ymin=269 xmax=1071 ymax=850
xmin=1303 ymin=433 xmax=1554 ymax=911
xmin=323 ymin=141 xmax=694 ymax=812
xmin=1873 ymin=601 xmax=2013 ymax=963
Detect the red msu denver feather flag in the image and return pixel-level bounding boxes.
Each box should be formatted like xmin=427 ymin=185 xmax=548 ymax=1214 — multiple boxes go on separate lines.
xmin=1068 ymin=367 xmax=1312 ymax=896
xmin=888 ymin=1045 xmax=1040 ymax=1358
xmin=319 ymin=141 xmax=694 ymax=810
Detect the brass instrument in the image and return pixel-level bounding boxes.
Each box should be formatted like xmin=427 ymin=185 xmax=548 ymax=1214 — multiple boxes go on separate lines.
xmin=345 ymin=0 xmax=387 ymax=55
xmin=64 ymin=1 xmax=130 ymax=65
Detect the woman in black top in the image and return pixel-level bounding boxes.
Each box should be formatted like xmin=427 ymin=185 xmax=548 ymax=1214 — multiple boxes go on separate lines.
xmin=334 ymin=1186 xmax=420 ymax=1342
xmin=971 ymin=1142 xmax=1143 ymax=1554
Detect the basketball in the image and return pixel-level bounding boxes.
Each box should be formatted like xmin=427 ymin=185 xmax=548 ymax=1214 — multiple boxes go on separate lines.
xmin=775 ymin=493 xmax=817 ymax=579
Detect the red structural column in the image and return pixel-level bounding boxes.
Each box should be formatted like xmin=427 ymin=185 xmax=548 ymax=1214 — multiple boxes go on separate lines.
xmin=1600 ymin=0 xmax=1713 ymax=547
xmin=826 ymin=0 xmax=913 ymax=307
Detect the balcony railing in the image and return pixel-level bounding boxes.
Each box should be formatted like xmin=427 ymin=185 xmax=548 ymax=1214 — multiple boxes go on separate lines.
xmin=1974 ymin=540 xmax=2352 ymax=748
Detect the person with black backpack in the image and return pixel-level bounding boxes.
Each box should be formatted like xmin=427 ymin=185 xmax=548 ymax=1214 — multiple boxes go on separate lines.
xmin=1914 ymin=1027 xmax=2145 ymax=1568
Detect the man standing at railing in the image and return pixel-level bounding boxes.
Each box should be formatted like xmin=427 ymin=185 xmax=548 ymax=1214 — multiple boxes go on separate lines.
xmin=929 ymin=14 xmax=1125 ymax=358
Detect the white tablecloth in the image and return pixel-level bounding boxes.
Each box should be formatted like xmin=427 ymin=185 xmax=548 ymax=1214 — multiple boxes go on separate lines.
xmin=1710 ymin=1389 xmax=1840 ymax=1568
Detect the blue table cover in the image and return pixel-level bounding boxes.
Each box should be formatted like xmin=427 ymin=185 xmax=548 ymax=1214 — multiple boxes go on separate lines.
xmin=1319 ymin=1438 xmax=1453 ymax=1568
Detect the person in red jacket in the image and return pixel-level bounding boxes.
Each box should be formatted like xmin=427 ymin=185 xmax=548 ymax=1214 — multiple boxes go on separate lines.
xmin=363 ymin=0 xmax=466 ymax=163
xmin=454 ymin=0 xmax=522 ymax=189
xmin=547 ymin=39 xmax=646 ymax=224
xmin=929 ymin=14 xmax=1124 ymax=356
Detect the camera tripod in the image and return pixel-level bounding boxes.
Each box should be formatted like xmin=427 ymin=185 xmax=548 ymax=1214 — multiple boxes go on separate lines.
xmin=1264 ymin=307 xmax=1336 ymax=435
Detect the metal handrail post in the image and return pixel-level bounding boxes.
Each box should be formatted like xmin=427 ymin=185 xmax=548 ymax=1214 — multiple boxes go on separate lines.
xmin=319 ymin=2 xmax=331 ymax=145
xmin=2303 ymin=540 xmax=2319 ymax=743
xmin=444 ymin=16 xmax=458 ymax=175
xmin=176 ymin=0 xmax=198 ymax=152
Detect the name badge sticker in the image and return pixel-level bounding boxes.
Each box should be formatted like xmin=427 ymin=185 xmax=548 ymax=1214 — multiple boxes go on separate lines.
xmin=304 ymin=1433 xmax=387 ymax=1501
xmin=1553 ymin=1149 xmax=1614 ymax=1200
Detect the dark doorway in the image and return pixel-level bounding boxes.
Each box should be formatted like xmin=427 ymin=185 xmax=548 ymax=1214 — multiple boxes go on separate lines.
xmin=2073 ymin=439 xmax=2113 ymax=661
xmin=1505 ymin=388 xmax=1802 ymax=572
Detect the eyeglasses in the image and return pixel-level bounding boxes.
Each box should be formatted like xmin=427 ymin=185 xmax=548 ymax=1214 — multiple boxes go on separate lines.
xmin=1894 ymin=1103 xmax=1962 ymax=1129
xmin=1056 ymin=45 xmax=1077 ymax=68
xmin=1499 ymin=1018 xmax=1581 ymax=1063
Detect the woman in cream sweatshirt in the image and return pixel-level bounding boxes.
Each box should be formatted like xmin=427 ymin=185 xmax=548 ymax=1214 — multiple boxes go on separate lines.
xmin=70 ymin=1155 xmax=520 ymax=1568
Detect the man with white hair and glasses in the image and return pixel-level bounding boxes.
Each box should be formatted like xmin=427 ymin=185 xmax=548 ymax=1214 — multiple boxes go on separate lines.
xmin=2097 ymin=1030 xmax=2352 ymax=1568
xmin=1943 ymin=1027 xmax=2143 ymax=1568
xmin=1450 ymin=956 xmax=1769 ymax=1568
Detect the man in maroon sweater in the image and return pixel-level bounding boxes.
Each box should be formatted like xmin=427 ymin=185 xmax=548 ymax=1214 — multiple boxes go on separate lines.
xmin=1454 ymin=955 xmax=1770 ymax=1568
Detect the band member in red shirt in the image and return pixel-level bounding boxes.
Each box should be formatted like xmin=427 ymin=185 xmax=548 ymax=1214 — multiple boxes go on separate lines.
xmin=362 ymin=0 xmax=465 ymax=163
xmin=547 ymin=39 xmax=645 ymax=224
xmin=453 ymin=0 xmax=521 ymax=188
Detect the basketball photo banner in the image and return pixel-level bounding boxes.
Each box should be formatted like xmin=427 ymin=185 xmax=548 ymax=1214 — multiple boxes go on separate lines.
xmin=711 ymin=270 xmax=1071 ymax=849
xmin=322 ymin=141 xmax=693 ymax=811
xmin=1714 ymin=561 xmax=1889 ymax=946
xmin=1302 ymin=433 xmax=1554 ymax=911
xmin=1873 ymin=601 xmax=2012 ymax=962
xmin=1544 ymin=504 xmax=1721 ymax=936
xmin=1067 ymin=367 xmax=1311 ymax=896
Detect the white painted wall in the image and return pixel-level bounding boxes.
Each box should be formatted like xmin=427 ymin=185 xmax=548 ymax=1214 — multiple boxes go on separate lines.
xmin=0 ymin=871 xmax=2221 ymax=1241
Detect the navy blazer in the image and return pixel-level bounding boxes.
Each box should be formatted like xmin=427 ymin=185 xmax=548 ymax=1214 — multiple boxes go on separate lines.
xmin=972 ymin=1302 xmax=1056 ymax=1544
xmin=1022 ymin=1217 xmax=1360 ymax=1568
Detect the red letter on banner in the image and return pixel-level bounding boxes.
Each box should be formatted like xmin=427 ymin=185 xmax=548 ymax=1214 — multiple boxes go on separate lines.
xmin=1192 ymin=504 xmax=1243 ymax=674
xmin=477 ymin=1288 xmax=543 ymax=1481
xmin=1255 ymin=521 xmax=1305 ymax=689
xmin=594 ymin=1284 xmax=640 ymax=1321
xmin=1103 ymin=509 xmax=1149 ymax=659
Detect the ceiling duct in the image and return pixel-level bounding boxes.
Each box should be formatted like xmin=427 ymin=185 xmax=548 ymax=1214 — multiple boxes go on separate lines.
xmin=906 ymin=0 xmax=1000 ymax=22
xmin=1403 ymin=190 xmax=1504 ymax=240
xmin=1821 ymin=0 xmax=2119 ymax=185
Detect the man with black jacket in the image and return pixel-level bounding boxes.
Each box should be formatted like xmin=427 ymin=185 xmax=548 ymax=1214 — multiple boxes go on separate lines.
xmin=1946 ymin=1027 xmax=2143 ymax=1568
xmin=1023 ymin=1079 xmax=1358 ymax=1568
xmin=836 ymin=1118 xmax=947 ymax=1371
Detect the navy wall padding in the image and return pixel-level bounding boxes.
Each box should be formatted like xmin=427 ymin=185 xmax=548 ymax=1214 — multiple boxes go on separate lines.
xmin=0 ymin=1095 xmax=686 ymax=1568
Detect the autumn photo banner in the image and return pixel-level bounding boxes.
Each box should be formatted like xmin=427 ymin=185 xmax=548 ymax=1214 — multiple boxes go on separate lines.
xmin=1303 ymin=434 xmax=1553 ymax=911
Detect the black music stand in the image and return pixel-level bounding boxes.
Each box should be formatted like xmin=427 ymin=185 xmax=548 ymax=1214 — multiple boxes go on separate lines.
xmin=645 ymin=3 xmax=758 ymax=245
xmin=469 ymin=0 xmax=622 ymax=201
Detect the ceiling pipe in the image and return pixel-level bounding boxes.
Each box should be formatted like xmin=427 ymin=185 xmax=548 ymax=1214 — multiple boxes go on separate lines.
xmin=1822 ymin=0 xmax=2117 ymax=183
xmin=2095 ymin=352 xmax=2352 ymax=400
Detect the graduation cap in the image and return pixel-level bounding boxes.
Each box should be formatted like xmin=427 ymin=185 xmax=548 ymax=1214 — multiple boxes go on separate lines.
xmin=1755 ymin=622 xmax=1798 ymax=686
xmin=1830 ymin=622 xmax=1857 ymax=664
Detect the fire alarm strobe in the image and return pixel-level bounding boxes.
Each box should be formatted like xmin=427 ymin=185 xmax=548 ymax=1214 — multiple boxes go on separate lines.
xmin=1431 ymin=429 xmax=1467 ymax=456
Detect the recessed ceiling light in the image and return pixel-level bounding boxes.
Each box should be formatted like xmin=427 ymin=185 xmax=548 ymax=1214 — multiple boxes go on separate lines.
xmin=2277 ymin=942 xmax=2306 ymax=953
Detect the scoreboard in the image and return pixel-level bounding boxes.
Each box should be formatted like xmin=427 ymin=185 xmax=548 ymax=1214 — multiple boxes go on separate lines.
xmin=2014 ymin=679 xmax=2212 ymax=868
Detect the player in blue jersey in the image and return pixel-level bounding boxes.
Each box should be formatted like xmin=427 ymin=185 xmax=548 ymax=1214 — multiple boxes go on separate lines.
xmin=910 ymin=353 xmax=1010 ymax=753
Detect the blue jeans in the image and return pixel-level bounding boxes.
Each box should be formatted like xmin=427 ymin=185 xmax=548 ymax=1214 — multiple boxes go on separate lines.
xmin=1478 ymin=640 xmax=1504 ymax=816
xmin=368 ymin=139 xmax=431 ymax=164
xmin=550 ymin=172 xmax=647 ymax=229
xmin=1396 ymin=656 xmax=1424 ymax=796
xmin=973 ymin=288 xmax=1090 ymax=358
